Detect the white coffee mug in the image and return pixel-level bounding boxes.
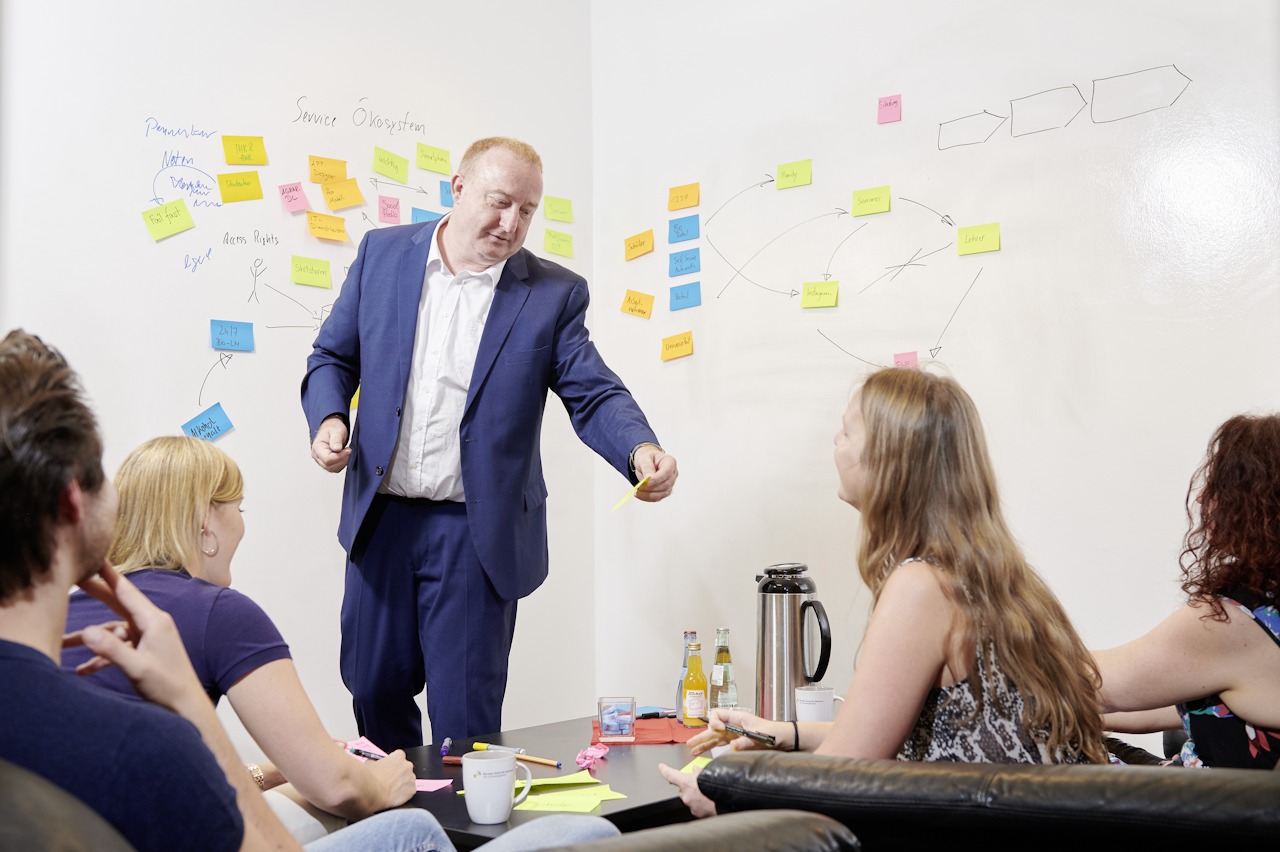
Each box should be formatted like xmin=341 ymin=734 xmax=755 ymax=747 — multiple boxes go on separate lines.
xmin=462 ymin=750 xmax=532 ymax=824
xmin=795 ymin=685 xmax=844 ymax=722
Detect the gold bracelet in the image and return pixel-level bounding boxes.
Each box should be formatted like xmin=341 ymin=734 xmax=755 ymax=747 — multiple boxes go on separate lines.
xmin=246 ymin=763 xmax=265 ymax=790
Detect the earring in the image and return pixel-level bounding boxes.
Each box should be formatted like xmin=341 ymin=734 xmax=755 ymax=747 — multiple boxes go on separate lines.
xmin=201 ymin=527 xmax=220 ymax=558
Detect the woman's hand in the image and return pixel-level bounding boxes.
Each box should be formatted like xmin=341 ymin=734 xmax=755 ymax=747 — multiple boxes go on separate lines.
xmin=657 ymin=763 xmax=717 ymax=818
xmin=365 ymin=749 xmax=417 ymax=806
xmin=687 ymin=708 xmax=783 ymax=756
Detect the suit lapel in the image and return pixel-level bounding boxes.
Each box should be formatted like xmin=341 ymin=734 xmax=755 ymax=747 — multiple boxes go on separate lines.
xmin=466 ymin=250 xmax=530 ymax=416
xmin=397 ymin=222 xmax=437 ymax=387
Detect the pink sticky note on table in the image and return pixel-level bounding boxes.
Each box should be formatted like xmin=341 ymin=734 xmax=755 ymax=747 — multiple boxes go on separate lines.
xmin=379 ymin=195 xmax=401 ymax=224
xmin=878 ymin=95 xmax=902 ymax=124
xmin=416 ymin=779 xmax=452 ymax=792
xmin=893 ymin=351 xmax=919 ymax=369
xmin=279 ymin=182 xmax=310 ymax=213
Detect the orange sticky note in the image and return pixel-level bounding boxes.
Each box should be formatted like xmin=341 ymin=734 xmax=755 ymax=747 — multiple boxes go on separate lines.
xmin=661 ymin=331 xmax=694 ymax=361
xmin=309 ymin=156 xmax=347 ymax=184
xmin=217 ymin=171 xmax=263 ymax=203
xmin=306 ymin=211 xmax=347 ymax=242
xmin=624 ymin=230 xmax=654 ymax=261
xmin=668 ymin=183 xmax=700 ymax=211
xmin=322 ymin=178 xmax=365 ymax=211
xmin=620 ymin=289 xmax=655 ymax=319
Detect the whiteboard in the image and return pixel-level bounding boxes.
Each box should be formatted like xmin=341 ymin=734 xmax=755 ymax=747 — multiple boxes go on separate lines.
xmin=2 ymin=1 xmax=1278 ymax=762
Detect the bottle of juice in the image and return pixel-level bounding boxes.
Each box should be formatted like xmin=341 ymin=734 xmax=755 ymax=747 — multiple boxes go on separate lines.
xmin=682 ymin=641 xmax=708 ymax=727
xmin=711 ymin=627 xmax=739 ymax=710
xmin=675 ymin=629 xmax=697 ymax=716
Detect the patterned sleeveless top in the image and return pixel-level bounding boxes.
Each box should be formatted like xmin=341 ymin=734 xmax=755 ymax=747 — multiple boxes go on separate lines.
xmin=1174 ymin=589 xmax=1280 ymax=769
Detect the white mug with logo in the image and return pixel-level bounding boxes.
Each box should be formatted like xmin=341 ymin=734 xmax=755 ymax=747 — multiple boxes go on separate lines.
xmin=795 ymin=684 xmax=844 ymax=722
xmin=462 ymin=750 xmax=532 ymax=824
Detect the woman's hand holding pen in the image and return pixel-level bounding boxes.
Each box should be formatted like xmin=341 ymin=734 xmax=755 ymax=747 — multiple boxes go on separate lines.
xmin=688 ymin=708 xmax=782 ymax=756
xmin=365 ymin=749 xmax=417 ymax=806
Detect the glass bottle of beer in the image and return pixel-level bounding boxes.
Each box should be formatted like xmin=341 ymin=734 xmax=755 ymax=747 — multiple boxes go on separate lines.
xmin=710 ymin=627 xmax=739 ymax=710
xmin=682 ymin=641 xmax=709 ymax=727
xmin=675 ymin=629 xmax=697 ymax=717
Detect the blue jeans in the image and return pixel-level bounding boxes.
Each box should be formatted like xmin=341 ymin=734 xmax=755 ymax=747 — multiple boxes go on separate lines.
xmin=304 ymin=809 xmax=620 ymax=851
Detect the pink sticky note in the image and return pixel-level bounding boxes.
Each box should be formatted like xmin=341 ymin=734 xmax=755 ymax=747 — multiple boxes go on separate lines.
xmin=379 ymin=195 xmax=401 ymax=224
xmin=279 ymin=182 xmax=310 ymax=212
xmin=878 ymin=95 xmax=902 ymax=124
xmin=893 ymin=351 xmax=919 ymax=369
xmin=416 ymin=779 xmax=452 ymax=792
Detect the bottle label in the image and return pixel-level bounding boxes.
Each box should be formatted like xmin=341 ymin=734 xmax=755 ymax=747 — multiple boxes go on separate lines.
xmin=684 ymin=690 xmax=706 ymax=718
xmin=711 ymin=664 xmax=725 ymax=686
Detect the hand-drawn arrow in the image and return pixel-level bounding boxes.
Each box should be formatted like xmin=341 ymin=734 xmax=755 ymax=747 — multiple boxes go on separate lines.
xmin=930 ymin=267 xmax=983 ymax=357
xmin=198 ymin=353 xmax=233 ymax=406
xmin=263 ymin=283 xmax=326 ymax=322
xmin=704 ymin=175 xmax=775 ymax=228
xmin=816 ymin=329 xmax=883 ymax=367
xmin=822 ymin=222 xmax=869 ymax=280
xmin=898 ymin=196 xmax=955 ymax=226
xmin=716 ymin=209 xmax=849 ymax=299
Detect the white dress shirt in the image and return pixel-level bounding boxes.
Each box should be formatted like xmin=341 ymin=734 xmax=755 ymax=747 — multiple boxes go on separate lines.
xmin=381 ymin=216 xmax=506 ymax=500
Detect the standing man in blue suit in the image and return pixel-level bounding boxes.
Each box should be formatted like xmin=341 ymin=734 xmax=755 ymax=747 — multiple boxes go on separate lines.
xmin=302 ymin=137 xmax=679 ymax=749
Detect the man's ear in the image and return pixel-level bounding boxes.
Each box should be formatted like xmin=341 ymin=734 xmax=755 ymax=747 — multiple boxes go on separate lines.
xmin=59 ymin=479 xmax=84 ymax=525
xmin=451 ymin=173 xmax=464 ymax=200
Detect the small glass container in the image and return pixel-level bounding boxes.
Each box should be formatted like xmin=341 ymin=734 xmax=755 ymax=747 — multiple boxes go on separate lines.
xmin=598 ymin=696 xmax=637 ymax=738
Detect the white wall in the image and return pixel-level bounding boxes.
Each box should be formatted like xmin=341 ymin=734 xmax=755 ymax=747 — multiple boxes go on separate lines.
xmin=2 ymin=1 xmax=1277 ymax=764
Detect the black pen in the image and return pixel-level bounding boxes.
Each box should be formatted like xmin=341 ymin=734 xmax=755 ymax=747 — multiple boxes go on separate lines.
xmin=349 ymin=748 xmax=384 ymax=760
xmin=697 ymin=717 xmax=777 ymax=747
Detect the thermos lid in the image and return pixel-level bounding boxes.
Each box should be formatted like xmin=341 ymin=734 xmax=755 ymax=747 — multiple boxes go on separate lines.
xmin=756 ymin=563 xmax=818 ymax=594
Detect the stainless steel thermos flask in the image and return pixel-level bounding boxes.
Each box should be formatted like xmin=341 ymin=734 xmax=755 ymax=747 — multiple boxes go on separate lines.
xmin=755 ymin=563 xmax=832 ymax=721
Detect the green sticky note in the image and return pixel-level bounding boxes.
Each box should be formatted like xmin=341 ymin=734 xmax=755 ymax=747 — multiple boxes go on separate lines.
xmin=800 ymin=281 xmax=839 ymax=308
xmin=852 ymin=185 xmax=890 ymax=216
xmin=544 ymin=196 xmax=573 ymax=223
xmin=372 ymin=147 xmax=409 ymax=183
xmin=291 ymin=255 xmax=331 ymax=288
xmin=545 ymin=228 xmax=573 ymax=258
xmin=957 ymin=222 xmax=1001 ymax=256
xmin=776 ymin=159 xmax=812 ymax=189
xmin=141 ymin=199 xmax=196 ymax=241
xmin=679 ymin=756 xmax=712 ymax=774
xmin=416 ymin=144 xmax=451 ymax=175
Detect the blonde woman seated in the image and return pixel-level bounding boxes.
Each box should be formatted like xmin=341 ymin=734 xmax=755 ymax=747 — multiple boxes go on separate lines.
xmin=62 ymin=436 xmax=416 ymax=825
xmin=1095 ymin=413 xmax=1280 ymax=769
xmin=661 ymin=367 xmax=1106 ymax=816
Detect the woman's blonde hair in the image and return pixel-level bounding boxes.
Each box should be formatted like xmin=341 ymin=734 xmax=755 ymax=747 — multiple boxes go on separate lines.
xmin=855 ymin=368 xmax=1105 ymax=764
xmin=107 ymin=436 xmax=243 ymax=575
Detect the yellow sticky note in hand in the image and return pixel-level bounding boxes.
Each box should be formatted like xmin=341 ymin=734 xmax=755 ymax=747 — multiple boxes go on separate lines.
xmin=668 ymin=182 xmax=700 ymax=211
xmin=624 ymin=229 xmax=654 ymax=261
xmin=544 ymin=229 xmax=573 ymax=258
xmin=322 ymin=178 xmax=365 ymax=211
xmin=222 ymin=135 xmax=267 ymax=165
xmin=306 ymin=211 xmax=348 ymax=242
xmin=309 ymin=156 xmax=347 ymax=184
xmin=800 ymin=281 xmax=839 ymax=308
xmin=416 ymin=144 xmax=451 ymax=175
xmin=612 ymin=476 xmax=650 ymax=513
xmin=620 ymin=289 xmax=655 ymax=319
xmin=852 ymin=185 xmax=890 ymax=216
xmin=218 ymin=171 xmax=264 ymax=203
xmin=680 ymin=756 xmax=712 ymax=774
xmin=957 ymin=222 xmax=1001 ymax=255
xmin=372 ymin=147 xmax=409 ymax=183
xmin=544 ymin=196 xmax=573 ymax=222
xmin=776 ymin=159 xmax=812 ymax=189
xmin=661 ymin=331 xmax=694 ymax=361
xmin=141 ymin=199 xmax=195 ymax=241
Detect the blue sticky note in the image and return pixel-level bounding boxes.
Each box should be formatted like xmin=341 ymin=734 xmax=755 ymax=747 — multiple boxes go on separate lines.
xmin=670 ymin=281 xmax=702 ymax=311
xmin=669 ymin=247 xmax=701 ymax=277
xmin=412 ymin=207 xmax=444 ymax=224
xmin=182 ymin=403 xmax=234 ymax=443
xmin=668 ymin=214 xmax=699 ymax=244
xmin=210 ymin=319 xmax=254 ymax=352
xmin=439 ymin=180 xmax=454 ymax=208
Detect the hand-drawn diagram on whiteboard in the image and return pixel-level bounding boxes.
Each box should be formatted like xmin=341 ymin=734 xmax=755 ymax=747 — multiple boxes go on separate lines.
xmin=938 ymin=63 xmax=1191 ymax=149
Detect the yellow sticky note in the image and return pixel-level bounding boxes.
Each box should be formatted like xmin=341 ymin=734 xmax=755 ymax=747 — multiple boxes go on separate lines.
xmin=141 ymin=199 xmax=195 ymax=241
xmin=624 ymin=229 xmax=654 ymax=261
xmin=221 ymin=135 xmax=267 ymax=165
xmin=621 ymin=290 xmax=655 ymax=319
xmin=957 ymin=222 xmax=1001 ymax=255
xmin=322 ymin=178 xmax=365 ymax=211
xmin=515 ymin=796 xmax=602 ymax=814
xmin=544 ymin=229 xmax=573 ymax=258
xmin=351 ymin=387 xmax=360 ymax=410
xmin=309 ymin=156 xmax=347 ymax=184
xmin=416 ymin=144 xmax=451 ymax=175
xmin=544 ymin=196 xmax=574 ymax=222
xmin=372 ymin=147 xmax=409 ymax=183
xmin=800 ymin=281 xmax=839 ymax=308
xmin=661 ymin=331 xmax=694 ymax=361
xmin=611 ymin=476 xmax=650 ymax=513
xmin=680 ymin=756 xmax=712 ymax=774
xmin=668 ymin=182 xmax=700 ymax=211
xmin=852 ymin=185 xmax=890 ymax=216
xmin=291 ymin=255 xmax=331 ymax=288
xmin=776 ymin=159 xmax=812 ymax=189
xmin=306 ymin=211 xmax=348 ymax=242
xmin=217 ymin=171 xmax=263 ymax=203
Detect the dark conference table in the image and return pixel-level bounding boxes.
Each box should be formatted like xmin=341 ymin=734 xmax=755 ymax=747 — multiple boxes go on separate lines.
xmin=405 ymin=716 xmax=696 ymax=849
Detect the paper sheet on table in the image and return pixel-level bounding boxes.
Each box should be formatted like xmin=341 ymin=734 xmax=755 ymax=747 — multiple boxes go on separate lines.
xmin=346 ymin=736 xmax=451 ymax=792
xmin=515 ymin=785 xmax=627 ymax=813
xmin=679 ymin=756 xmax=712 ymax=774
xmin=611 ymin=476 xmax=649 ymax=513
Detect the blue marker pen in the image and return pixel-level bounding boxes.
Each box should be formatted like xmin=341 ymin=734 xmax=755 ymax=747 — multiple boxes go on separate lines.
xmin=440 ymin=737 xmax=453 ymax=756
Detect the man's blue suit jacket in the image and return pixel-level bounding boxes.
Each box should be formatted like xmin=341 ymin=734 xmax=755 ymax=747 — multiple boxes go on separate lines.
xmin=301 ymin=221 xmax=659 ymax=601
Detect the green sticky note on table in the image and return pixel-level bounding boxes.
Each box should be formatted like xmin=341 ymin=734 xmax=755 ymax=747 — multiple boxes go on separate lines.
xmin=776 ymin=159 xmax=812 ymax=189
xmin=800 ymin=281 xmax=839 ymax=308
xmin=957 ymin=222 xmax=1001 ymax=255
xmin=852 ymin=185 xmax=890 ymax=216
xmin=291 ymin=255 xmax=331 ymax=288
xmin=544 ymin=196 xmax=573 ymax=222
xmin=416 ymin=144 xmax=451 ymax=175
xmin=372 ymin=147 xmax=409 ymax=183
xmin=141 ymin=199 xmax=195 ymax=241
xmin=545 ymin=229 xmax=573 ymax=258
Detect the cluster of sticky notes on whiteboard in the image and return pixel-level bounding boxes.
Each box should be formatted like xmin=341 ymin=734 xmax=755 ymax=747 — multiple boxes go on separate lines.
xmin=543 ymin=195 xmax=574 ymax=259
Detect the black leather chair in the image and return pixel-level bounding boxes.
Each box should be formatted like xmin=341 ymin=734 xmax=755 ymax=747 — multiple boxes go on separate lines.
xmin=0 ymin=757 xmax=135 ymax=851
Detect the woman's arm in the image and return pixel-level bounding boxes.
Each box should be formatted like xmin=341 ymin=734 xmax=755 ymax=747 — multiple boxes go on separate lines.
xmin=226 ymin=659 xmax=416 ymax=819
xmin=815 ymin=560 xmax=954 ymax=759
xmin=1104 ymin=707 xmax=1183 ymax=734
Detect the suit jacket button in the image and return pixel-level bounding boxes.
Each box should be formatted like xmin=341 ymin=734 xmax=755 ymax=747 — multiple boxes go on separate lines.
xmin=396 ymin=407 xmax=402 ymax=417
xmin=375 ymin=466 xmax=385 ymax=476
